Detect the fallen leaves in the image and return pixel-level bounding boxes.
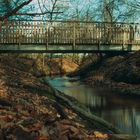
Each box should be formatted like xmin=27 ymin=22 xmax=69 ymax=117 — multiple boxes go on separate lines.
xmin=0 ymin=55 xmax=110 ymax=140
xmin=94 ymin=131 xmax=108 ymax=139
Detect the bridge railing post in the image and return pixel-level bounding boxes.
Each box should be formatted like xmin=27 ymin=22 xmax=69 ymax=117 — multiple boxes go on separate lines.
xmin=122 ymin=25 xmax=125 ymax=50
xmin=73 ymin=22 xmax=76 ymax=50
xmin=46 ymin=25 xmax=49 ymax=50
xmin=97 ymin=22 xmax=101 ymax=51
xmin=128 ymin=24 xmax=134 ymax=51
xmin=18 ymin=21 xmax=21 ymax=49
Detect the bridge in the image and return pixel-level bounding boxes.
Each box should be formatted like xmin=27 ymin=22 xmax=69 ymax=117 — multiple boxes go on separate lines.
xmin=0 ymin=20 xmax=140 ymax=53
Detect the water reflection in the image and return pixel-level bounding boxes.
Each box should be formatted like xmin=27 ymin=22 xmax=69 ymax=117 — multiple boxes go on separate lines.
xmin=47 ymin=76 xmax=140 ymax=138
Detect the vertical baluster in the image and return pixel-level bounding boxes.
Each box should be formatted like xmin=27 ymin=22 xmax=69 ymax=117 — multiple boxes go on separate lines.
xmin=24 ymin=21 xmax=26 ymax=44
xmin=22 ymin=21 xmax=24 ymax=44
xmin=41 ymin=21 xmax=43 ymax=43
xmin=73 ymin=22 xmax=76 ymax=50
xmin=26 ymin=21 xmax=29 ymax=44
xmin=128 ymin=25 xmax=130 ymax=44
xmin=7 ymin=21 xmax=9 ymax=43
xmin=64 ymin=23 xmax=66 ymax=44
xmin=12 ymin=21 xmax=15 ymax=43
xmin=66 ymin=23 xmax=68 ymax=44
xmin=120 ymin=25 xmax=122 ymax=44
xmin=36 ymin=21 xmax=38 ymax=44
xmin=5 ymin=21 xmax=7 ymax=43
xmin=58 ymin=25 xmax=60 ymax=44
xmin=33 ymin=21 xmax=35 ymax=44
xmin=18 ymin=21 xmax=21 ymax=46
xmin=30 ymin=21 xmax=32 ymax=44
xmin=28 ymin=21 xmax=30 ymax=44
xmin=96 ymin=23 xmax=98 ymax=44
xmin=12 ymin=21 xmax=15 ymax=44
xmin=93 ymin=24 xmax=95 ymax=44
xmin=7 ymin=21 xmax=8 ymax=43
xmin=124 ymin=25 xmax=127 ymax=45
xmin=0 ymin=21 xmax=1 ymax=43
xmin=124 ymin=25 xmax=127 ymax=44
xmin=37 ymin=21 xmax=39 ymax=44
xmin=114 ymin=25 xmax=118 ymax=45
xmin=25 ymin=21 xmax=27 ymax=44
xmin=46 ymin=22 xmax=48 ymax=48
xmin=114 ymin=24 xmax=116 ymax=44
xmin=14 ymin=21 xmax=16 ymax=44
xmin=18 ymin=21 xmax=20 ymax=44
xmin=62 ymin=23 xmax=64 ymax=44
xmin=8 ymin=21 xmax=11 ymax=43
xmin=117 ymin=25 xmax=119 ymax=44
xmin=61 ymin=24 xmax=62 ymax=44
xmin=38 ymin=21 xmax=40 ymax=44
xmin=119 ymin=25 xmax=122 ymax=44
xmin=114 ymin=24 xmax=117 ymax=44
xmin=57 ymin=25 xmax=59 ymax=44
xmin=2 ymin=22 xmax=4 ymax=43
xmin=2 ymin=21 xmax=3 ymax=43
xmin=31 ymin=21 xmax=33 ymax=44
xmin=35 ymin=21 xmax=38 ymax=44
xmin=118 ymin=25 xmax=120 ymax=44
xmin=42 ymin=21 xmax=44 ymax=44
xmin=14 ymin=21 xmax=17 ymax=44
xmin=40 ymin=21 xmax=41 ymax=43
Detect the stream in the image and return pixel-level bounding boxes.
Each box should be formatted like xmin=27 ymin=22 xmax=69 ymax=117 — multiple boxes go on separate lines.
xmin=47 ymin=76 xmax=140 ymax=138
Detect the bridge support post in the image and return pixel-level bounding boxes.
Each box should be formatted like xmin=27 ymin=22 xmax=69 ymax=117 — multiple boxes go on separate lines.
xmin=49 ymin=53 xmax=53 ymax=76
xmin=18 ymin=36 xmax=21 ymax=50
xmin=97 ymin=40 xmax=100 ymax=51
xmin=42 ymin=53 xmax=45 ymax=69
xmin=60 ymin=55 xmax=63 ymax=74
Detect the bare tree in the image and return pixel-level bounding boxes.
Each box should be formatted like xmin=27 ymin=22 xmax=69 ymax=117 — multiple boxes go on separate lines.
xmin=0 ymin=0 xmax=33 ymax=20
xmin=0 ymin=0 xmax=65 ymax=20
xmin=102 ymin=0 xmax=139 ymax=22
xmin=35 ymin=0 xmax=69 ymax=20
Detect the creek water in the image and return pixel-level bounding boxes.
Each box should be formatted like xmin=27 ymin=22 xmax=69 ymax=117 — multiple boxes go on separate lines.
xmin=47 ymin=76 xmax=140 ymax=138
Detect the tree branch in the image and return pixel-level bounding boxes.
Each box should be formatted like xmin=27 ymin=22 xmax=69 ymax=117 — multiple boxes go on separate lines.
xmin=0 ymin=0 xmax=33 ymax=20
xmin=15 ymin=11 xmax=63 ymax=16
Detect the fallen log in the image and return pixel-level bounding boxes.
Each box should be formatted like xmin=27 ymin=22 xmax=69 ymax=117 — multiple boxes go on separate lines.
xmin=111 ymin=134 xmax=136 ymax=140
xmin=43 ymin=79 xmax=121 ymax=134
xmin=54 ymin=88 xmax=120 ymax=134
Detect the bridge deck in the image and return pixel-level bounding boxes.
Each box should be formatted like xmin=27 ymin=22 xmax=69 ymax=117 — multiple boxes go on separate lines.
xmin=0 ymin=49 xmax=133 ymax=55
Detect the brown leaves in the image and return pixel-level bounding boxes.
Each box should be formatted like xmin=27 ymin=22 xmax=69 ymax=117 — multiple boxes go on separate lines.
xmin=0 ymin=56 xmax=109 ymax=140
xmin=94 ymin=131 xmax=108 ymax=139
xmin=38 ymin=136 xmax=49 ymax=140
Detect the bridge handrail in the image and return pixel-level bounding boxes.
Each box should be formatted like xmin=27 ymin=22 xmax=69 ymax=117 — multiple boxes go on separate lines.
xmin=0 ymin=20 xmax=140 ymax=25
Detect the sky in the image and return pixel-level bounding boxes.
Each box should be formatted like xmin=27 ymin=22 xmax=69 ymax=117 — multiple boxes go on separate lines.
xmin=1 ymin=0 xmax=140 ymax=22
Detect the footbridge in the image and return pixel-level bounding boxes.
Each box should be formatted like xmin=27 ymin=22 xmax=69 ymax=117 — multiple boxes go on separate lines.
xmin=0 ymin=20 xmax=140 ymax=53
